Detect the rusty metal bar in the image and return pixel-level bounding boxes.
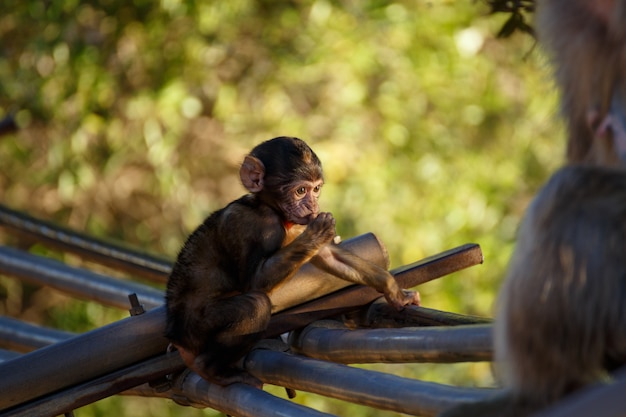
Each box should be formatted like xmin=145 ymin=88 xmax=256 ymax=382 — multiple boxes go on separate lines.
xmin=0 ymin=306 xmax=169 ymax=410
xmin=0 ymin=234 xmax=387 ymax=314
xmin=268 ymin=233 xmax=389 ymax=312
xmin=245 ymin=348 xmax=495 ymax=417
xmin=0 ymin=316 xmax=73 ymax=352
xmin=356 ymin=300 xmax=492 ymax=327
xmin=0 ymin=204 xmax=172 ymax=283
xmin=0 ymin=244 xmax=481 ymax=411
xmin=2 ymin=352 xmax=186 ymax=417
xmin=265 ymin=243 xmax=483 ymax=337
xmin=166 ymin=369 xmax=338 ymax=417
xmin=0 ymin=246 xmax=164 ymax=310
xmin=289 ymin=321 xmax=492 ymax=363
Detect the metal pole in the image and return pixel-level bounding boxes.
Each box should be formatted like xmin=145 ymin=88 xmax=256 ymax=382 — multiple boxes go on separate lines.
xmin=0 ymin=244 xmax=483 ymax=410
xmin=0 ymin=246 xmax=164 ymax=310
xmin=289 ymin=321 xmax=492 ymax=363
xmin=355 ymin=300 xmax=492 ymax=327
xmin=0 ymin=204 xmax=172 ymax=283
xmin=245 ymin=349 xmax=496 ymax=417
xmin=0 ymin=316 xmax=73 ymax=352
xmin=169 ymin=370 xmax=338 ymax=417
xmin=268 ymin=233 xmax=389 ymax=312
xmin=0 ymin=233 xmax=387 ymax=314
xmin=265 ymin=243 xmax=484 ymax=337
xmin=0 ymin=306 xmax=169 ymax=410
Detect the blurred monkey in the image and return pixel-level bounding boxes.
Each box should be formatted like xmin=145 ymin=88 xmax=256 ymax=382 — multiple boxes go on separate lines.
xmin=440 ymin=165 xmax=626 ymax=417
xmin=537 ymin=0 xmax=626 ymax=167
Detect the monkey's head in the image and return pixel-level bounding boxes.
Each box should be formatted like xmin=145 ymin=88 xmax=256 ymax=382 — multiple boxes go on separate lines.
xmin=537 ymin=0 xmax=626 ymax=167
xmin=240 ymin=137 xmax=324 ymax=225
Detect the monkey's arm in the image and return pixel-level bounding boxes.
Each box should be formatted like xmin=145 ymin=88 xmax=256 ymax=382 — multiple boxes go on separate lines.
xmin=248 ymin=212 xmax=337 ymax=293
xmin=310 ymin=244 xmax=420 ymax=310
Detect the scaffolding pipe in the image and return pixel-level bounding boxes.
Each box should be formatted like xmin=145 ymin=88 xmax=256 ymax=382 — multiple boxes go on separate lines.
xmin=289 ymin=321 xmax=492 ymax=363
xmin=265 ymin=243 xmax=483 ymax=336
xmin=0 ymin=244 xmax=482 ymax=410
xmin=0 ymin=233 xmax=388 ymax=313
xmin=245 ymin=349 xmax=495 ymax=417
xmin=355 ymin=300 xmax=492 ymax=327
xmin=0 ymin=316 xmax=73 ymax=352
xmin=168 ymin=370 xmax=338 ymax=417
xmin=0 ymin=204 xmax=172 ymax=283
xmin=1 ymin=352 xmax=184 ymax=416
xmin=0 ymin=246 xmax=164 ymax=310
xmin=268 ymin=233 xmax=389 ymax=312
xmin=0 ymin=306 xmax=169 ymax=410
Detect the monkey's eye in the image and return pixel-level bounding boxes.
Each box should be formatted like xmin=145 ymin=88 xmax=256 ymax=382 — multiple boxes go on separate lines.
xmin=296 ymin=187 xmax=307 ymax=196
xmin=313 ymin=185 xmax=322 ymax=193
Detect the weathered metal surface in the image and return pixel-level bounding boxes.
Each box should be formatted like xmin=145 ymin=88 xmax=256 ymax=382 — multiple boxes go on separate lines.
xmin=0 ymin=240 xmax=482 ymax=410
xmin=265 ymin=243 xmax=483 ymax=337
xmin=0 ymin=306 xmax=169 ymax=410
xmin=0 ymin=204 xmax=172 ymax=283
xmin=268 ymin=233 xmax=389 ymax=312
xmin=289 ymin=321 xmax=492 ymax=363
xmin=0 ymin=246 xmax=164 ymax=310
xmin=357 ymin=299 xmax=492 ymax=327
xmin=245 ymin=348 xmax=496 ymax=417
xmin=0 ymin=316 xmax=73 ymax=352
xmin=0 ymin=233 xmax=388 ymax=314
xmin=168 ymin=370 xmax=338 ymax=417
xmin=2 ymin=353 xmax=185 ymax=417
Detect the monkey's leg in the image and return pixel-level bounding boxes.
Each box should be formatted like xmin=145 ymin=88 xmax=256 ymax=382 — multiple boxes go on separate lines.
xmin=195 ymin=291 xmax=271 ymax=387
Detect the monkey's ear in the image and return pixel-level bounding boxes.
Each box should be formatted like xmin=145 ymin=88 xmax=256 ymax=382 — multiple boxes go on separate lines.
xmin=240 ymin=155 xmax=265 ymax=193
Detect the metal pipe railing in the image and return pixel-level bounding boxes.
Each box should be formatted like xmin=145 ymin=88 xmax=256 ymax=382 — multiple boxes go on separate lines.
xmin=245 ymin=348 xmax=496 ymax=417
xmin=0 ymin=316 xmax=73 ymax=352
xmin=0 ymin=233 xmax=390 ymax=314
xmin=289 ymin=321 xmax=492 ymax=363
xmin=0 ymin=246 xmax=164 ymax=310
xmin=0 ymin=204 xmax=172 ymax=283
xmin=0 ymin=253 xmax=485 ymax=413
xmin=0 ymin=306 xmax=169 ymax=410
xmin=357 ymin=299 xmax=492 ymax=327
xmin=265 ymin=243 xmax=484 ymax=336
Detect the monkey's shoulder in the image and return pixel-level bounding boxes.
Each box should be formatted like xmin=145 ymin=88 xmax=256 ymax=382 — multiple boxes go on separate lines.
xmin=185 ymin=195 xmax=284 ymax=253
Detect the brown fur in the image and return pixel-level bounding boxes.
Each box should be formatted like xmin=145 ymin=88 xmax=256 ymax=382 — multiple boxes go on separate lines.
xmin=494 ymin=165 xmax=626 ymax=411
xmin=536 ymin=0 xmax=626 ymax=165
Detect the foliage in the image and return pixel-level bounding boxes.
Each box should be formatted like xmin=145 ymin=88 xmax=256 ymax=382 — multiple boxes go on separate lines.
xmin=0 ymin=1 xmax=563 ymax=416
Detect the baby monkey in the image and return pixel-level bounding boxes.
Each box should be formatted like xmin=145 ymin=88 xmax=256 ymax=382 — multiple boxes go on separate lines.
xmin=165 ymin=136 xmax=420 ymax=387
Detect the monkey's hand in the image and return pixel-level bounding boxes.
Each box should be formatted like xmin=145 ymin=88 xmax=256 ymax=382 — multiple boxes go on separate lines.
xmin=384 ymin=288 xmax=421 ymax=311
xmin=303 ymin=212 xmax=337 ymax=248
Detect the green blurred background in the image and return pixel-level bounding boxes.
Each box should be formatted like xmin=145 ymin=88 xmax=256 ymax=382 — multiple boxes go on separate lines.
xmin=0 ymin=1 xmax=561 ymax=416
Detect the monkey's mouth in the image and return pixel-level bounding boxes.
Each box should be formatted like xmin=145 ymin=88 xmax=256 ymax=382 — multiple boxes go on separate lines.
xmin=290 ymin=212 xmax=316 ymax=225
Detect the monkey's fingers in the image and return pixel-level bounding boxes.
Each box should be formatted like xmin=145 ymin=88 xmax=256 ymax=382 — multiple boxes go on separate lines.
xmin=384 ymin=289 xmax=421 ymax=310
